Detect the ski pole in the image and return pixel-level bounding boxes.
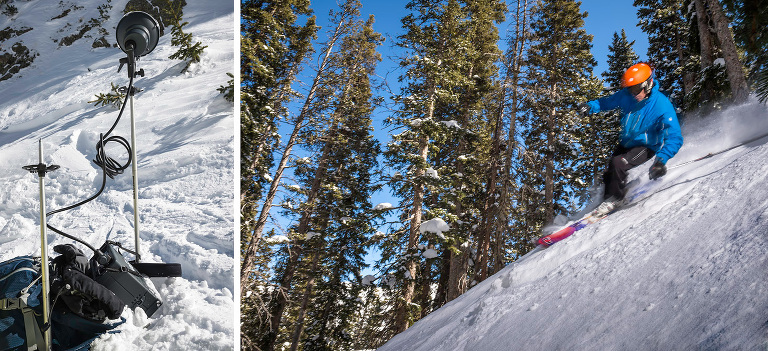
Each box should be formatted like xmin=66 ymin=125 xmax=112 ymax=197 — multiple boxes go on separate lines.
xmin=22 ymin=140 xmax=59 ymax=351
xmin=669 ymin=131 xmax=768 ymax=170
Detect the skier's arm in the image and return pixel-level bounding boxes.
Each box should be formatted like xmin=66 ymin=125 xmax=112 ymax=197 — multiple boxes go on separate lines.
xmin=585 ymin=90 xmax=624 ymax=114
xmin=654 ymin=109 xmax=683 ymax=164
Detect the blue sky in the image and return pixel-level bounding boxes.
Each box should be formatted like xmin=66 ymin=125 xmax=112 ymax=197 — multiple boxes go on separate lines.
xmin=308 ymin=0 xmax=650 ymax=85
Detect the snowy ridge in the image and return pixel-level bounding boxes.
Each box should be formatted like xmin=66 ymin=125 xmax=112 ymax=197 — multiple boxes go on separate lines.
xmin=379 ymin=101 xmax=768 ymax=350
xmin=0 ymin=1 xmax=234 ymax=349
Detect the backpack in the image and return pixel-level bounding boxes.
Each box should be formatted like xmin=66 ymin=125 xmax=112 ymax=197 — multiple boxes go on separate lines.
xmin=0 ymin=255 xmax=124 ymax=351
xmin=0 ymin=256 xmax=44 ymax=351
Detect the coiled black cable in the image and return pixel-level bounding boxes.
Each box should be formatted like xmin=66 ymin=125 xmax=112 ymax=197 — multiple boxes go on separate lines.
xmin=46 ymin=76 xmax=135 ymax=256
xmin=93 ymin=133 xmax=132 ymax=179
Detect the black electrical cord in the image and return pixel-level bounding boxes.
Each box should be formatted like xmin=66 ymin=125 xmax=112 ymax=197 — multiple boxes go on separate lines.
xmin=46 ymin=75 xmax=135 ymax=258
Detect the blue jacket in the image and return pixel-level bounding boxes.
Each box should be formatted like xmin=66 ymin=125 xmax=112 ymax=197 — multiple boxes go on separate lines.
xmin=586 ymin=83 xmax=683 ymax=164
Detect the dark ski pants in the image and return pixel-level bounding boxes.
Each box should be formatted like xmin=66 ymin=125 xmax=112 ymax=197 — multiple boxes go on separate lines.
xmin=602 ymin=145 xmax=655 ymax=200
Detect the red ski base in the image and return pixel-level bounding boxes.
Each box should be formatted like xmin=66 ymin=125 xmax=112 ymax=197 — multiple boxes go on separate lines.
xmin=537 ymin=211 xmax=612 ymax=247
xmin=538 ymin=226 xmax=576 ymax=246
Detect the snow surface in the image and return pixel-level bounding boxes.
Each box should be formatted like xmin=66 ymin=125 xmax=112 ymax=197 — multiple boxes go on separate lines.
xmin=379 ymin=101 xmax=768 ymax=350
xmin=0 ymin=1 xmax=234 ymax=349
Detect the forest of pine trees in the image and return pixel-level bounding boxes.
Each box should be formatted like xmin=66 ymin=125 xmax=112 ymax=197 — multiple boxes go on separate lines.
xmin=241 ymin=0 xmax=768 ymax=349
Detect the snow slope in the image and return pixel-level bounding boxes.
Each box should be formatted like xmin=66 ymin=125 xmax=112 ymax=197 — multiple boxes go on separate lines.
xmin=378 ymin=101 xmax=768 ymax=350
xmin=0 ymin=1 xmax=235 ymax=349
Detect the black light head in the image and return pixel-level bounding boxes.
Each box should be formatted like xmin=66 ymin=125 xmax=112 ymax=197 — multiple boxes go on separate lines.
xmin=116 ymin=11 xmax=160 ymax=57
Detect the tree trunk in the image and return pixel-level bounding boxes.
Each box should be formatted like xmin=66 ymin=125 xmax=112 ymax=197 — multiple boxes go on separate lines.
xmin=705 ymin=0 xmax=749 ymax=102
xmin=477 ymin=83 xmax=504 ymax=281
xmin=289 ymin=249 xmax=321 ymax=351
xmin=263 ymin=79 xmax=354 ymax=349
xmin=694 ymin=0 xmax=715 ymax=68
xmin=693 ymin=0 xmax=714 ymax=101
xmin=491 ymin=220 xmax=504 ymax=273
xmin=446 ymin=245 xmax=469 ymax=301
xmin=544 ymin=83 xmax=557 ymax=223
xmin=418 ymin=244 xmax=435 ymax=318
xmin=435 ymin=246 xmax=451 ymax=305
xmin=395 ymin=85 xmax=435 ymax=333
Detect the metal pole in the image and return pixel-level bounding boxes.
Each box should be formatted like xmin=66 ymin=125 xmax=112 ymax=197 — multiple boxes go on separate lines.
xmin=36 ymin=140 xmax=51 ymax=351
xmin=129 ymin=92 xmax=141 ymax=262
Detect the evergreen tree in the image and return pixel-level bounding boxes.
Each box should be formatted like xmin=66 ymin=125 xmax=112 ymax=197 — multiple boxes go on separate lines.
xmin=602 ymin=30 xmax=640 ymax=92
xmin=250 ymin=3 xmax=383 ymax=350
xmin=724 ymin=0 xmax=768 ymax=101
xmin=289 ymin=15 xmax=383 ymax=350
xmin=452 ymin=0 xmax=506 ymax=284
xmin=634 ymin=0 xmax=691 ymax=106
xmin=380 ymin=0 xmax=505 ymax=332
xmin=518 ymin=0 xmax=602 ymax=237
xmin=239 ymin=0 xmax=317 ymax=289
xmin=496 ymin=0 xmax=533 ymax=272
xmin=240 ymin=0 xmax=355 ymax=328
xmin=381 ymin=0 xmax=461 ymax=333
xmin=239 ymin=2 xmax=317 ymax=349
xmin=167 ymin=2 xmax=207 ymax=73
xmin=636 ymin=0 xmax=748 ymax=109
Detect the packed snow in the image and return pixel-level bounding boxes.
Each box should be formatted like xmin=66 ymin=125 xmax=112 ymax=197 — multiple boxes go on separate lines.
xmin=379 ymin=100 xmax=768 ymax=350
xmin=0 ymin=1 xmax=234 ymax=350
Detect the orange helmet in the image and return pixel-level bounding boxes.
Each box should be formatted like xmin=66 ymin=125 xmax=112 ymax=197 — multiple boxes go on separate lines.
xmin=621 ymin=62 xmax=652 ymax=88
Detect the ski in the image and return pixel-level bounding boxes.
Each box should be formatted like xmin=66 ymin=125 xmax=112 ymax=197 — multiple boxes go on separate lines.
xmin=537 ymin=208 xmax=615 ymax=247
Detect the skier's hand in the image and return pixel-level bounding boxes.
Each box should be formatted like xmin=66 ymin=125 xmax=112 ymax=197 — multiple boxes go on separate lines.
xmin=578 ymin=102 xmax=591 ymax=116
xmin=649 ymin=159 xmax=667 ymax=180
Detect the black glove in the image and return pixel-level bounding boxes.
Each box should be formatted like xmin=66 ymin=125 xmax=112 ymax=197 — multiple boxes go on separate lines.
xmin=578 ymin=103 xmax=591 ymax=116
xmin=649 ymin=159 xmax=667 ymax=180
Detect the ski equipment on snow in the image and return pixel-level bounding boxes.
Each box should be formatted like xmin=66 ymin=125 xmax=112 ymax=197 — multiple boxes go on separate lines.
xmin=537 ymin=206 xmax=616 ymax=247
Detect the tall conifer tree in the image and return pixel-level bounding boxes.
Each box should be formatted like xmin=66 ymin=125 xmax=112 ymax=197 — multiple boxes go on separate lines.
xmin=519 ymin=0 xmax=601 ymax=236
xmin=381 ymin=0 xmax=505 ymax=332
xmin=498 ymin=0 xmax=533 ymax=269
xmin=634 ymin=0 xmax=690 ymax=106
xmin=602 ymin=30 xmax=640 ymax=92
xmin=382 ymin=0 xmax=461 ymax=333
xmin=432 ymin=0 xmax=506 ymax=295
xmin=247 ymin=2 xmax=379 ymax=350
xmin=239 ymin=2 xmax=316 ymax=348
xmin=291 ymin=15 xmax=383 ymax=350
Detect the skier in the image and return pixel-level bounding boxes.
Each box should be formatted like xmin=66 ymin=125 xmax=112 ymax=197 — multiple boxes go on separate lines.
xmin=581 ymin=62 xmax=683 ymax=215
